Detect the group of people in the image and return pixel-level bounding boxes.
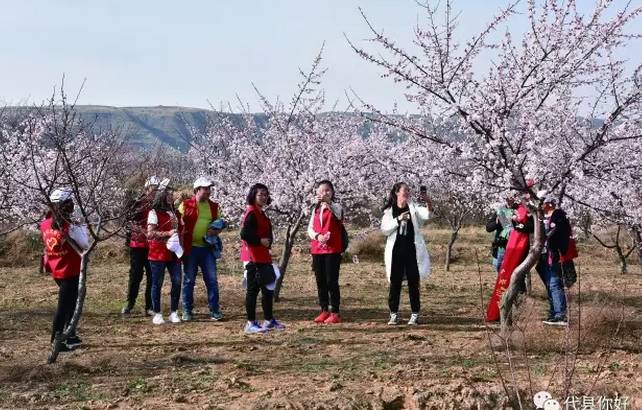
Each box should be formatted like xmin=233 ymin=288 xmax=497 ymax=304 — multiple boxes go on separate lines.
xmin=40 ymin=174 xmax=574 ymax=354
xmin=485 ymin=186 xmax=575 ymax=326
xmin=41 ymin=177 xmax=435 ymax=350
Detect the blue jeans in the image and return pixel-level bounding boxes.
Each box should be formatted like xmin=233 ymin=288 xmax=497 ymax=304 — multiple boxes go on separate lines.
xmin=150 ymin=260 xmax=182 ymax=313
xmin=537 ymin=255 xmax=567 ymax=319
xmin=182 ymin=246 xmax=220 ymax=313
xmin=492 ymin=247 xmax=506 ymax=273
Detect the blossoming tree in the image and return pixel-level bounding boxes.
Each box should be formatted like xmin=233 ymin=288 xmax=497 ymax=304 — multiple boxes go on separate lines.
xmin=188 ymin=49 xmax=387 ymax=300
xmin=349 ymin=0 xmax=642 ymax=327
xmin=0 ymin=93 xmax=130 ymax=363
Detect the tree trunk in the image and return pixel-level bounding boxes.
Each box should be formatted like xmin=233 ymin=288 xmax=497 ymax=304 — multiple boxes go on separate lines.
xmin=615 ymin=243 xmax=628 ymax=274
xmin=633 ymin=228 xmax=642 ymax=274
xmin=444 ymin=226 xmax=460 ymax=272
xmin=48 ymin=250 xmax=90 ymax=364
xmin=500 ymin=205 xmax=543 ymax=331
xmin=524 ymin=269 xmax=532 ymax=296
xmin=273 ymin=210 xmax=306 ymax=302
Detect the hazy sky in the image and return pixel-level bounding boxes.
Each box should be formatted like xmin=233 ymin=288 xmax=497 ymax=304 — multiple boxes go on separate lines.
xmin=1 ymin=1 xmax=640 ymax=112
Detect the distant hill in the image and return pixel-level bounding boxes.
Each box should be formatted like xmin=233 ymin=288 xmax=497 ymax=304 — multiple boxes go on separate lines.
xmin=6 ymin=105 xmax=603 ymax=152
xmin=73 ymin=105 xmax=214 ymax=151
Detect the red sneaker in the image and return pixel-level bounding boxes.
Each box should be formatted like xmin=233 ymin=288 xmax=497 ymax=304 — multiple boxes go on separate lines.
xmin=314 ymin=311 xmax=331 ymax=323
xmin=324 ymin=313 xmax=342 ymax=324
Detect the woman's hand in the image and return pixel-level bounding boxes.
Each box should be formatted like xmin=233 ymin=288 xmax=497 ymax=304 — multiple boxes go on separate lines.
xmin=260 ymin=238 xmax=271 ymax=248
xmin=397 ymin=211 xmax=410 ymax=222
xmin=317 ymin=192 xmax=330 ymax=204
xmin=317 ymin=232 xmax=331 ymax=244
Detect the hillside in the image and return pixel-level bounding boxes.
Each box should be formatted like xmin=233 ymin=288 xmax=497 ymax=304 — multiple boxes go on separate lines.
xmin=73 ymin=105 xmax=213 ymax=151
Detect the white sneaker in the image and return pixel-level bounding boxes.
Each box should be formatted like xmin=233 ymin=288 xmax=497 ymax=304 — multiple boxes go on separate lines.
xmin=408 ymin=313 xmax=419 ymax=325
xmin=146 ymin=309 xmax=155 ymax=317
xmin=387 ymin=312 xmax=400 ymax=325
xmin=168 ymin=311 xmax=181 ymax=324
xmin=152 ymin=313 xmax=165 ymax=325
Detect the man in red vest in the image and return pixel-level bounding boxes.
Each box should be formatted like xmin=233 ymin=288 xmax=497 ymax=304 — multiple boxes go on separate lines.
xmin=178 ymin=176 xmax=225 ymax=321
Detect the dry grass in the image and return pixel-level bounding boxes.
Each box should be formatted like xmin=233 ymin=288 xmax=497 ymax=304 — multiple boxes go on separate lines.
xmin=0 ymin=227 xmax=641 ymax=408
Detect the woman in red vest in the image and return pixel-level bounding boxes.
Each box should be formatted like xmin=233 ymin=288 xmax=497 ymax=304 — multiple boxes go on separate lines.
xmin=147 ymin=184 xmax=182 ymax=325
xmin=307 ymin=180 xmax=344 ymax=324
xmin=240 ymin=183 xmax=285 ymax=334
xmin=40 ymin=188 xmax=89 ymax=351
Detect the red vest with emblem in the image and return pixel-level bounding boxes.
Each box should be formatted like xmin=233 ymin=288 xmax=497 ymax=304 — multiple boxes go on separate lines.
xmin=40 ymin=217 xmax=82 ymax=280
xmin=310 ymin=205 xmax=343 ymax=255
xmin=240 ymin=205 xmax=272 ymax=263
xmin=148 ymin=210 xmax=175 ymax=262
xmin=179 ymin=197 xmax=219 ymax=256
xmin=129 ymin=198 xmax=150 ymax=248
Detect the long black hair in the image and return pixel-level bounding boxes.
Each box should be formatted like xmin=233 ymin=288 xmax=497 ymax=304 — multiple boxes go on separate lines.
xmin=246 ymin=183 xmax=271 ymax=206
xmin=382 ymin=182 xmax=408 ymax=211
xmin=51 ymin=199 xmax=74 ymax=230
xmin=316 ymin=179 xmax=336 ymax=201
xmin=152 ymin=189 xmax=173 ymax=212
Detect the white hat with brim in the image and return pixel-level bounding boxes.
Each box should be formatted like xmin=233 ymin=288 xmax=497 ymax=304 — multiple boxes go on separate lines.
xmin=145 ymin=176 xmax=160 ymax=188
xmin=193 ymin=176 xmax=213 ymax=190
xmin=158 ymin=178 xmax=172 ymax=191
xmin=50 ymin=188 xmax=73 ymax=203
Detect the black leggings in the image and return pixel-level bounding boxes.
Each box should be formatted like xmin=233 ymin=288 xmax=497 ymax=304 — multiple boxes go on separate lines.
xmin=52 ymin=276 xmax=79 ymax=342
xmin=312 ymin=253 xmax=341 ymax=313
xmin=125 ymin=247 xmax=152 ymax=310
xmin=245 ymin=264 xmax=274 ymax=322
xmin=388 ymin=252 xmax=420 ymax=313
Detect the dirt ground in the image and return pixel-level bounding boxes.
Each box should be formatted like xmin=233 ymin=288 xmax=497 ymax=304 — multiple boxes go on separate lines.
xmin=0 ymin=227 xmax=641 ymax=409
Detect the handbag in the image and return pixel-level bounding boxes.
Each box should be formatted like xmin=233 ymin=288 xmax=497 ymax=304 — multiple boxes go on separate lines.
xmin=340 ymin=224 xmax=349 ymax=253
xmin=560 ymin=260 xmax=577 ymax=288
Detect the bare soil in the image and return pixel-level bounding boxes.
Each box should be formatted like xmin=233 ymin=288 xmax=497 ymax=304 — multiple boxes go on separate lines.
xmin=0 ymin=228 xmax=641 ymax=409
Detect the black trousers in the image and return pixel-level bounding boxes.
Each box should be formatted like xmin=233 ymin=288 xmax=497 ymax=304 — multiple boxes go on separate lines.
xmin=52 ymin=276 xmax=79 ymax=342
xmin=312 ymin=253 xmax=341 ymax=313
xmin=245 ymin=264 xmax=274 ymax=322
xmin=125 ymin=247 xmax=152 ymax=310
xmin=388 ymin=250 xmax=421 ymax=313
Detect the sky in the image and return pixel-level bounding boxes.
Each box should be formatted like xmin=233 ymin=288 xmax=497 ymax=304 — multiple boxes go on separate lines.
xmin=0 ymin=0 xmax=640 ymax=112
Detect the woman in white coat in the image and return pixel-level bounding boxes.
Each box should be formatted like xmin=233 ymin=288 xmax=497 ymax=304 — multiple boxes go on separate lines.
xmin=381 ymin=182 xmax=433 ymax=325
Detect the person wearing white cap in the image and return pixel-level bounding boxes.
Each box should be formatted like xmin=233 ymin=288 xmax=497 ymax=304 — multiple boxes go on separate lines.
xmin=177 ymin=176 xmax=225 ymax=321
xmin=146 ymin=181 xmax=182 ymax=325
xmin=40 ymin=188 xmax=89 ymax=351
xmin=121 ymin=176 xmax=158 ymax=316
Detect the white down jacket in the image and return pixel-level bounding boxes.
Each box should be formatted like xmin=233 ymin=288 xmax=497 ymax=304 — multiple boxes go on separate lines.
xmin=380 ymin=202 xmax=431 ymax=282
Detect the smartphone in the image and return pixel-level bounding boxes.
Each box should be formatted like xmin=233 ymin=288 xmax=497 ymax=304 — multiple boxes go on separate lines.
xmin=419 ymin=185 xmax=427 ymax=194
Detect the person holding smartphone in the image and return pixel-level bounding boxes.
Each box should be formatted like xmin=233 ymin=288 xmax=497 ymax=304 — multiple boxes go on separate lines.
xmin=380 ymin=182 xmax=433 ymax=325
xmin=307 ymin=180 xmax=344 ymax=324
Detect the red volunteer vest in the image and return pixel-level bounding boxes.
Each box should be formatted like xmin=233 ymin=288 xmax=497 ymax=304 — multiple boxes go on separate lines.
xmin=148 ymin=210 xmax=175 ymax=262
xmin=40 ymin=217 xmax=81 ymax=280
xmin=310 ymin=205 xmax=342 ymax=255
xmin=179 ymin=197 xmax=219 ymax=256
xmin=240 ymin=205 xmax=272 ymax=263
xmin=129 ymin=202 xmax=150 ymax=248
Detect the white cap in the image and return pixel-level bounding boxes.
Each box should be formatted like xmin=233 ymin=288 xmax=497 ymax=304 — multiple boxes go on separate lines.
xmin=166 ymin=233 xmax=183 ymax=258
xmin=536 ymin=189 xmax=548 ymax=200
xmin=193 ymin=176 xmax=213 ymax=190
xmin=145 ymin=176 xmax=160 ymax=188
xmin=50 ymin=188 xmax=73 ymax=203
xmin=158 ymin=178 xmax=171 ymax=191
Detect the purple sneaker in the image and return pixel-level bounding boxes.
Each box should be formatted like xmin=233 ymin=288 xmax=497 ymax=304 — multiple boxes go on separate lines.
xmin=262 ymin=319 xmax=286 ymax=331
